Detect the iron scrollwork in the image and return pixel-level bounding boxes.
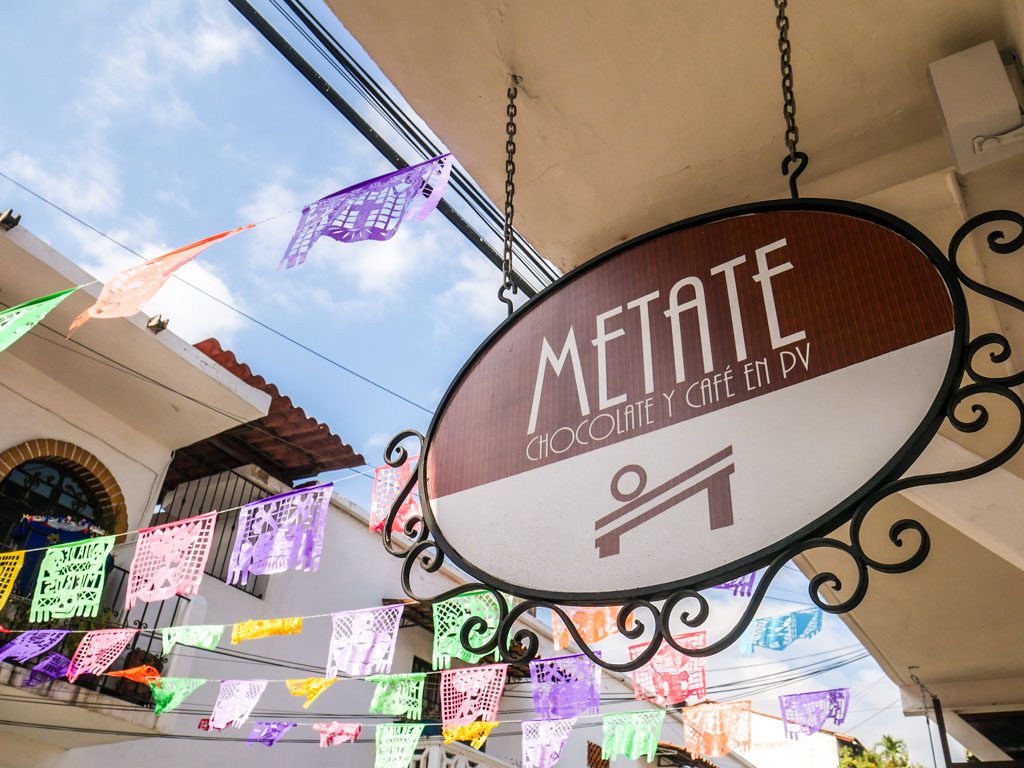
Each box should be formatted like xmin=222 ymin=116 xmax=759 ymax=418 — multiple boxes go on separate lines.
xmin=378 ymin=210 xmax=1024 ymax=672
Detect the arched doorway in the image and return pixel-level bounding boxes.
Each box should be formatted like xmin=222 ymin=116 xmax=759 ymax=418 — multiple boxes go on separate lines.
xmin=0 ymin=439 xmax=127 ymax=542
xmin=0 ymin=459 xmax=103 ymax=542
xmin=0 ymin=440 xmax=127 ymax=603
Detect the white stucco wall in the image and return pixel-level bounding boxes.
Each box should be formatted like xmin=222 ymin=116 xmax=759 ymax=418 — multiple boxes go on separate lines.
xmin=729 ymin=711 xmax=841 ymax=768
xmin=1 ymin=351 xmax=173 ymax=545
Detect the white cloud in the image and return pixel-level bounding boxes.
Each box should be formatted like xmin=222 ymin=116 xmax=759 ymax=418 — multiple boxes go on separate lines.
xmin=1 ymin=0 xmax=261 ymax=344
xmin=74 ymin=0 xmax=256 ymax=130
xmin=4 ymin=150 xmax=120 ymax=217
xmin=325 ymin=223 xmax=437 ymax=297
xmin=435 ymin=250 xmax=509 ymax=331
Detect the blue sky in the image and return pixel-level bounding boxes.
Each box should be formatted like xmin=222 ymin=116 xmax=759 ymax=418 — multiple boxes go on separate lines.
xmin=0 ymin=0 xmax=509 ymax=499
xmin=0 ymin=1 xmax=959 ymax=762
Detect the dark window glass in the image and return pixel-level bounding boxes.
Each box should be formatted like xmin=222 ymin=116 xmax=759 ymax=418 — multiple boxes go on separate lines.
xmin=411 ymin=656 xmax=443 ymax=738
xmin=0 ymin=460 xmax=100 ymax=543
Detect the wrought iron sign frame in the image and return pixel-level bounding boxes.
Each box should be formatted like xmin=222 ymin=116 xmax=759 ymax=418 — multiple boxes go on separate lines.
xmin=378 ymin=198 xmax=1024 ymax=673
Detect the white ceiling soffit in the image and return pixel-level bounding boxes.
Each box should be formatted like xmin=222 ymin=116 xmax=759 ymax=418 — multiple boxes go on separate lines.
xmin=329 ymin=0 xmax=1018 ymax=271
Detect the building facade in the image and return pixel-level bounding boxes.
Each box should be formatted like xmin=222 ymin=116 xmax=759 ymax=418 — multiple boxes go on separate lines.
xmin=320 ymin=1 xmax=1024 ymax=762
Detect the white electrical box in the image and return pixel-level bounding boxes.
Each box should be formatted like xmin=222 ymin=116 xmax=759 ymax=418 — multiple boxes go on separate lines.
xmin=928 ymin=41 xmax=1024 ymax=174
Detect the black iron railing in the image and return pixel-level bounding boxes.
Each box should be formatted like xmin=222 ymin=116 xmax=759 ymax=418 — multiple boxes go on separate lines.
xmin=151 ymin=469 xmax=269 ymax=599
xmin=0 ymin=564 xmax=190 ymax=708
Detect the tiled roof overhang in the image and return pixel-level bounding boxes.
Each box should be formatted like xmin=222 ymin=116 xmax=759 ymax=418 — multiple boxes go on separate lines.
xmin=163 ymin=338 xmax=366 ymax=487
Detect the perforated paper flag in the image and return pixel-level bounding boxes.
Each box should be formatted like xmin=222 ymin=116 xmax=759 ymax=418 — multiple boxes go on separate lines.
xmin=0 ymin=630 xmax=68 ymax=664
xmin=106 ymin=665 xmax=161 ymax=684
xmin=280 ymin=155 xmax=453 ymax=269
xmin=161 ymin=624 xmax=223 ymax=653
xmin=151 ymin=677 xmax=207 ymax=715
xmin=313 ymin=721 xmax=361 ymax=748
xmin=286 ymin=676 xmax=337 ymax=709
xmin=210 ymin=679 xmax=268 ymax=729
xmin=601 ymin=710 xmax=666 ymax=762
xmin=0 ymin=550 xmax=24 ymax=611
xmin=523 ymin=718 xmax=577 ymax=768
xmin=125 ymin=512 xmax=216 ymax=610
xmin=530 ymin=653 xmax=601 ymax=719
xmin=682 ymin=701 xmax=751 ymax=757
xmin=369 ymin=673 xmax=426 ymax=720
xmin=741 ymin=607 xmax=822 ymax=654
xmin=69 ymin=227 xmax=252 ymax=333
xmin=375 ymin=723 xmax=426 ymax=768
xmin=443 ymin=721 xmax=499 ymax=750
xmin=433 ymin=591 xmax=502 ymax=669
xmin=440 ymin=664 xmax=508 ymax=731
xmin=248 ymin=721 xmax=296 ymax=747
xmin=779 ymin=688 xmax=851 ymax=739
xmin=0 ymin=288 xmax=77 ymax=353
xmin=552 ymin=606 xmax=633 ymax=651
xmin=368 ymin=459 xmax=420 ymax=534
xmin=713 ymin=572 xmax=756 ymax=597
xmin=231 ymin=617 xmax=303 ymax=644
xmin=227 ymin=483 xmax=332 ymax=586
xmin=629 ymin=631 xmax=707 ymax=706
xmin=29 ymin=535 xmax=115 ymax=622
xmin=327 ymin=604 xmax=404 ymax=677
xmin=23 ymin=653 xmax=71 ymax=687
xmin=67 ymin=628 xmax=137 ymax=682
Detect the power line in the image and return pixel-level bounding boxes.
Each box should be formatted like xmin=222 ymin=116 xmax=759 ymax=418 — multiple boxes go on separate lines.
xmin=232 ymin=0 xmax=560 ymax=293
xmin=0 ymin=170 xmax=435 ymax=415
xmin=0 ymin=647 xmax=876 ymax=744
xmin=0 ymin=646 xmax=875 ymax=733
xmin=844 ymin=699 xmax=901 ymax=731
xmin=15 ymin=309 xmax=375 ymax=483
xmin=277 ymin=0 xmax=556 ymax=291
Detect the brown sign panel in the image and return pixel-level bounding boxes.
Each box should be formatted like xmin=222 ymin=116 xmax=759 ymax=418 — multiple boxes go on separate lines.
xmin=423 ymin=200 xmax=959 ymax=601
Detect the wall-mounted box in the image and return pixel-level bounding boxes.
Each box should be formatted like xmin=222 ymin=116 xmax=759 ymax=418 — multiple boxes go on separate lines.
xmin=929 ymin=41 xmax=1024 ymax=174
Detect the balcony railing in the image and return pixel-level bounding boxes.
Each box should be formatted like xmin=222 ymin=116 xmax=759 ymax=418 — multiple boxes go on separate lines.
xmin=414 ymin=741 xmax=520 ymax=768
xmin=152 ymin=468 xmax=270 ymax=599
xmin=0 ymin=563 xmax=190 ymax=708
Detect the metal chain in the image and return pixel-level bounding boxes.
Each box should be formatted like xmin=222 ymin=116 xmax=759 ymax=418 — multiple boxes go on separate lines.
xmin=774 ymin=0 xmax=807 ymax=198
xmin=498 ymin=75 xmax=521 ymax=315
xmin=776 ymin=0 xmax=798 ymax=160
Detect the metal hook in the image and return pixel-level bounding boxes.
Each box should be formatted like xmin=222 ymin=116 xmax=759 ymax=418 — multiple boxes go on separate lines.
xmin=497 ymin=284 xmax=515 ymax=316
xmin=781 ymin=151 xmax=808 ymax=199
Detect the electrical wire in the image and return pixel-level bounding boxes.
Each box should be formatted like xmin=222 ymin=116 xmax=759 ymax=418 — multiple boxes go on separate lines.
xmin=8 ymin=301 xmax=377 ymax=487
xmin=843 ymin=699 xmax=901 ymax=731
xmin=0 ymin=177 xmax=884 ymax=738
xmin=267 ymin=0 xmax=560 ymax=290
xmin=0 ymin=646 xmax=878 ymax=746
xmin=0 ymin=715 xmax=603 ymax=744
xmin=0 ymin=170 xmax=435 ymax=415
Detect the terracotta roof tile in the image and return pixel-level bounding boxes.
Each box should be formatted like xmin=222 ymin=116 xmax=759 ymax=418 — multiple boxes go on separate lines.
xmin=163 ymin=339 xmax=366 ymax=486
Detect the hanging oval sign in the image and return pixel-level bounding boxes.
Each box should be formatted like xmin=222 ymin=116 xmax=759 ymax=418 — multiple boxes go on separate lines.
xmin=423 ymin=199 xmax=962 ymax=602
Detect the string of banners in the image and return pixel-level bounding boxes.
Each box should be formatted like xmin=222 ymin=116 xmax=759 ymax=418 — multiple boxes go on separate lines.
xmin=0 ymin=608 xmax=850 ymax=763
xmin=0 ymin=475 xmax=834 ymax=763
xmin=0 ymin=155 xmax=453 ymax=353
xmin=0 ymin=597 xmax=839 ymax=762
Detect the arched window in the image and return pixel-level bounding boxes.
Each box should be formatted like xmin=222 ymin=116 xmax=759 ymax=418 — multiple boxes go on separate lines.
xmin=0 ymin=459 xmax=101 ymax=542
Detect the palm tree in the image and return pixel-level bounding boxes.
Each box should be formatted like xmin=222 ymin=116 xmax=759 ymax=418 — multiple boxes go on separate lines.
xmin=839 ymin=734 xmax=924 ymax=768
xmin=877 ymin=735 xmax=910 ymax=768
